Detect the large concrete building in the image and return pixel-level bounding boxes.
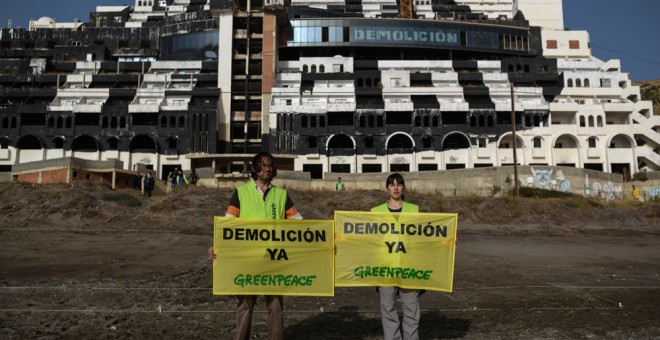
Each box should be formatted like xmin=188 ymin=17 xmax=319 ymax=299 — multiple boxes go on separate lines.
xmin=0 ymin=0 xmax=658 ymax=181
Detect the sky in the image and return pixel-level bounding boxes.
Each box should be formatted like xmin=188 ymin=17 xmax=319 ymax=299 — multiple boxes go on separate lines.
xmin=1 ymin=0 xmax=659 ymax=81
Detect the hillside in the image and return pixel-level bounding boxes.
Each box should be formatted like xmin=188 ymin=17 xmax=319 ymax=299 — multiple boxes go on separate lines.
xmin=635 ymin=79 xmax=660 ymax=114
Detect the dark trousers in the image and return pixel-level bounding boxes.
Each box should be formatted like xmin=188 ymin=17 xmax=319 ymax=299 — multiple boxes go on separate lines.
xmin=235 ymin=295 xmax=283 ymax=340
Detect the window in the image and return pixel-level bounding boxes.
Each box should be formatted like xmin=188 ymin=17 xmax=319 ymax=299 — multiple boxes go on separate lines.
xmin=588 ymin=137 xmax=596 ymax=148
xmin=584 ymin=79 xmax=590 ymax=87
xmin=114 ymin=16 xmax=122 ymax=23
xmin=333 ymin=64 xmax=343 ymax=73
xmin=308 ymin=136 xmax=317 ymax=148
xmin=567 ymin=79 xmax=573 ymax=87
xmin=301 ymin=116 xmax=307 ymax=128
xmin=390 ymin=78 xmax=401 ymax=87
xmin=533 ymin=137 xmax=542 ymax=148
xmin=364 ymin=136 xmax=374 ymax=148
xmin=569 ymin=40 xmax=580 ymax=49
xmin=478 ymin=138 xmax=486 ymax=148
xmin=579 ymin=116 xmax=585 ymax=127
xmin=322 ymin=27 xmax=328 ymax=42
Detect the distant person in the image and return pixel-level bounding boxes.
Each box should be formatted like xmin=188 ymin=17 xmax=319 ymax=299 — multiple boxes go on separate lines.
xmin=632 ymin=184 xmax=640 ymax=201
xmin=144 ymin=172 xmax=155 ymax=197
xmin=176 ymin=170 xmax=189 ymax=186
xmin=132 ymin=171 xmax=142 ymax=191
xmin=169 ymin=168 xmax=179 ymax=190
xmin=190 ymin=168 xmax=199 ymax=186
xmin=371 ymin=173 xmax=421 ymax=340
xmin=336 ymin=177 xmax=346 ymax=191
xmin=208 ymin=151 xmax=302 ymax=340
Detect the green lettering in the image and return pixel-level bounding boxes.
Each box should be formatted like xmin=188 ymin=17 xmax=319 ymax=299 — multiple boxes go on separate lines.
xmin=233 ymin=274 xmax=245 ymax=287
xmin=306 ymin=275 xmax=316 ymax=286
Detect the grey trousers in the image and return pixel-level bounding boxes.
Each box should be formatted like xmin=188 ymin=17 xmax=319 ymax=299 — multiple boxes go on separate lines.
xmin=379 ymin=287 xmax=420 ymax=340
xmin=235 ymin=295 xmax=283 ymax=340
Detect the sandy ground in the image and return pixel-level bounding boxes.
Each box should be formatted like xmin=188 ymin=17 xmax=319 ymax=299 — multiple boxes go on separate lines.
xmin=1 ymin=182 xmax=659 ymax=339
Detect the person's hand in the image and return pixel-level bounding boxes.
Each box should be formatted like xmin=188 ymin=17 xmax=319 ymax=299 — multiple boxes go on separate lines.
xmin=208 ymin=246 xmax=216 ymax=261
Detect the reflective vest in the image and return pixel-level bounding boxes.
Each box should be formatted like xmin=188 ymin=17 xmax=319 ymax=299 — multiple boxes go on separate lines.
xmin=236 ymin=182 xmax=287 ymax=219
xmin=371 ymin=201 xmax=419 ymax=213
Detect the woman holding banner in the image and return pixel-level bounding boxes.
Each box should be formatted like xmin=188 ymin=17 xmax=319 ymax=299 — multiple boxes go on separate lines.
xmin=371 ymin=173 xmax=421 ymax=340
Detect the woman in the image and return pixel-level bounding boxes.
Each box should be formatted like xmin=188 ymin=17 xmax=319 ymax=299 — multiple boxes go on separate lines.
xmin=371 ymin=173 xmax=421 ymax=340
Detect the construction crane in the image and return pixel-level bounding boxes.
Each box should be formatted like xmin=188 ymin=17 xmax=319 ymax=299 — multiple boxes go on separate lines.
xmin=399 ymin=0 xmax=413 ymax=19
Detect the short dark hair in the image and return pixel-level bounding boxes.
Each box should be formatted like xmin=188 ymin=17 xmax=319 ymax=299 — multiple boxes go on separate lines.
xmin=250 ymin=151 xmax=277 ymax=180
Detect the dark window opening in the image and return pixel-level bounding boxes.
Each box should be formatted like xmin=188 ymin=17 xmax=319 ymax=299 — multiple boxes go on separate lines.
xmin=328 ymin=112 xmax=353 ymax=126
xmin=390 ymin=164 xmax=410 ymax=172
xmin=362 ymin=164 xmax=382 ymax=173
xmin=75 ymin=113 xmax=99 ymax=126
xmin=387 ymin=134 xmax=413 ymax=149
xmin=108 ymin=138 xmax=118 ymax=150
xmin=386 ymin=112 xmax=412 ymax=125
xmin=71 ymin=136 xmax=98 ymax=151
xmin=303 ymin=164 xmax=323 ymax=179
xmin=331 ymin=164 xmax=351 ymax=173
xmin=21 ymin=113 xmax=45 ymax=126
xmin=418 ymin=163 xmax=438 ymax=171
xmin=364 ymin=136 xmax=374 ymax=149
xmin=442 ymin=112 xmax=467 ymax=125
xmin=132 ymin=112 xmax=158 ymax=126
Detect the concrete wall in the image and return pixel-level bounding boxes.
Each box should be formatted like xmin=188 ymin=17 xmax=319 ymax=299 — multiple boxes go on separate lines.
xmin=196 ymin=165 xmax=630 ymax=197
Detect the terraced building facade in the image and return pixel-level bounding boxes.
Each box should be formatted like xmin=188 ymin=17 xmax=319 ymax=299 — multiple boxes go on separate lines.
xmin=0 ymin=0 xmax=657 ymax=181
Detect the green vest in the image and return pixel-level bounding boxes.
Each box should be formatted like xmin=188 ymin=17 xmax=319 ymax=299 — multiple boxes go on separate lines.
xmin=371 ymin=201 xmax=419 ymax=213
xmin=236 ymin=182 xmax=288 ymax=219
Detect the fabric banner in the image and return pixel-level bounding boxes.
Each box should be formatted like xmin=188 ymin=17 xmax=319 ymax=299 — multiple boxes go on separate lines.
xmin=334 ymin=211 xmax=458 ymax=292
xmin=213 ymin=217 xmax=335 ymax=296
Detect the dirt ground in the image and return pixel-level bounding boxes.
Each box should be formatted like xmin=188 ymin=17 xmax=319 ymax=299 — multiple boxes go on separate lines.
xmin=1 ymin=182 xmax=659 ymax=339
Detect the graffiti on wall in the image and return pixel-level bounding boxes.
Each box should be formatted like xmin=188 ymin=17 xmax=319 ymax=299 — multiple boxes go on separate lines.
xmin=583 ymin=174 xmax=622 ymax=200
xmin=528 ymin=167 xmax=571 ymax=193
xmin=649 ymin=187 xmax=660 ymax=200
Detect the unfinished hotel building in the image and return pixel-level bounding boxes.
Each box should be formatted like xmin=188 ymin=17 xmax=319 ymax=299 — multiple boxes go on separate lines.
xmin=0 ymin=0 xmax=658 ymax=181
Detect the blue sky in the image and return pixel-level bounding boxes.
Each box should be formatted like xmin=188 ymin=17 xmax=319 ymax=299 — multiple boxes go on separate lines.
xmin=1 ymin=0 xmax=659 ymax=81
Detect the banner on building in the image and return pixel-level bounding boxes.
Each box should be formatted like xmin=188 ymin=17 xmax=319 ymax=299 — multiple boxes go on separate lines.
xmin=213 ymin=217 xmax=335 ymax=296
xmin=334 ymin=211 xmax=458 ymax=292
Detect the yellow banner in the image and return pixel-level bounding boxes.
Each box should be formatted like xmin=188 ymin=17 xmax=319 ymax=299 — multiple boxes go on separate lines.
xmin=334 ymin=211 xmax=458 ymax=292
xmin=213 ymin=217 xmax=335 ymax=296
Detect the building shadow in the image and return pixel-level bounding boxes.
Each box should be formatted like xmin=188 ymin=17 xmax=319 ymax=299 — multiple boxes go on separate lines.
xmin=284 ymin=306 xmax=470 ymax=339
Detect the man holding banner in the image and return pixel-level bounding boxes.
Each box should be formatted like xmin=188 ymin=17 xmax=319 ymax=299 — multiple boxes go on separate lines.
xmin=208 ymin=151 xmax=303 ymax=340
xmin=334 ymin=173 xmax=458 ymax=340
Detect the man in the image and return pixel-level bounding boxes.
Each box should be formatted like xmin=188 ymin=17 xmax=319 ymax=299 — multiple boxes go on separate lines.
xmin=208 ymin=151 xmax=302 ymax=340
xmin=190 ymin=168 xmax=199 ymax=185
xmin=143 ymin=171 xmax=155 ymax=197
xmin=632 ymin=184 xmax=640 ymax=201
xmin=169 ymin=168 xmax=179 ymax=190
xmin=336 ymin=177 xmax=346 ymax=191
